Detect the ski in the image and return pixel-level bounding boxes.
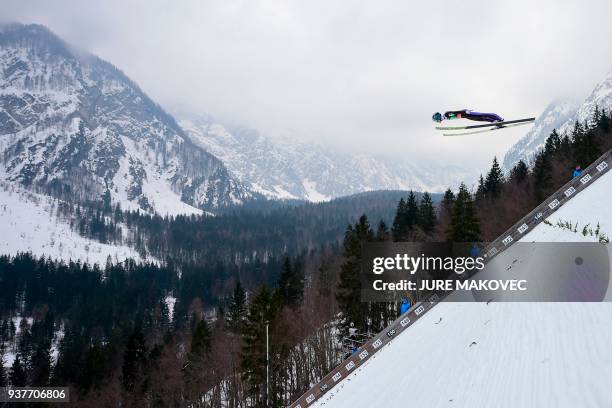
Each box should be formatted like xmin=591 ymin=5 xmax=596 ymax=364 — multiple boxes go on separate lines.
xmin=442 ymin=121 xmax=532 ymax=136
xmin=435 ymin=117 xmax=535 ymax=131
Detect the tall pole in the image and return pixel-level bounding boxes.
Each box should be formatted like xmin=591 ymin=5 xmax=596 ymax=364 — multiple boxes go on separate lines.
xmin=266 ymin=322 xmax=269 ymax=406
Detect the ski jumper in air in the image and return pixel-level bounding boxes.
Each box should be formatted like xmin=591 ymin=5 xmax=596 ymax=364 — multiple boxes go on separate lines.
xmin=432 ymin=109 xmax=504 ymax=123
xmin=433 ymin=110 xmax=534 ymax=136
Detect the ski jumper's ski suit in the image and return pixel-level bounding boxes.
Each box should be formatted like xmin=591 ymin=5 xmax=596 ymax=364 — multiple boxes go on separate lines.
xmin=444 ymin=109 xmax=504 ymax=123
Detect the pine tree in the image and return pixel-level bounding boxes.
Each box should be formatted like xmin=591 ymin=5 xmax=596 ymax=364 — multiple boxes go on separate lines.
xmin=227 ymin=281 xmax=247 ymax=332
xmin=532 ymin=151 xmax=553 ymax=202
xmin=0 ymin=320 xmax=8 ymax=342
xmin=574 ymin=125 xmax=601 ymax=167
xmin=391 ymin=198 xmax=407 ymax=241
xmin=592 ymin=105 xmax=602 ymax=128
xmin=0 ymin=348 xmax=7 ymax=387
xmin=375 ymin=220 xmax=389 ymax=241
xmin=277 ymin=257 xmax=304 ymax=308
xmin=102 ymin=189 xmax=112 ymax=213
xmin=172 ymin=297 xmax=188 ymax=331
xmin=510 ymin=160 xmax=528 ymax=183
xmin=405 ymin=191 xmax=419 ymax=229
xmin=159 ymin=298 xmax=170 ymax=332
xmin=30 ymin=339 xmax=52 ymax=386
xmin=114 ymin=203 xmax=124 ymax=223
xmin=336 ymin=216 xmax=373 ymax=336
xmin=52 ymin=327 xmax=84 ymax=386
xmin=241 ymin=285 xmax=281 ymax=406
xmin=9 ymin=319 xmax=16 ymax=340
xmin=122 ymin=325 xmax=148 ymax=392
xmin=559 ymin=134 xmax=572 ymax=157
xmin=190 ymin=318 xmax=212 ymax=357
xmin=441 ymin=188 xmax=455 ymax=217
xmin=392 ymin=192 xmax=418 ymax=241
xmin=10 ymin=355 xmax=27 ymax=387
xmin=418 ymin=192 xmax=436 ymax=233
xmin=571 ymin=120 xmax=585 ymax=144
xmin=79 ymin=343 xmax=108 ymax=391
xmin=484 ymin=157 xmax=504 ymax=199
xmin=475 ymin=175 xmax=486 ymax=200
xmin=597 ymin=107 xmax=610 ymax=132
xmin=17 ymin=319 xmax=33 ymax=371
xmin=448 ymin=183 xmax=481 ymax=242
xmin=544 ymin=130 xmax=561 ymax=154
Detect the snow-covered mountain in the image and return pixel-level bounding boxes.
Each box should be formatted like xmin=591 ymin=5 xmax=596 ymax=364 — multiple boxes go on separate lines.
xmin=503 ymin=70 xmax=612 ymax=171
xmin=502 ymin=99 xmax=579 ymax=170
xmin=181 ymin=115 xmax=473 ymax=201
xmin=567 ymin=70 xmax=612 ymax=130
xmin=312 ymin=165 xmax=612 ymax=408
xmin=0 ymin=23 xmax=251 ymax=215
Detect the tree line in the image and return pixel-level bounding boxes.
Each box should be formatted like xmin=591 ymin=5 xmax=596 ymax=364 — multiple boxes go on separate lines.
xmin=1 ymin=109 xmax=610 ymax=406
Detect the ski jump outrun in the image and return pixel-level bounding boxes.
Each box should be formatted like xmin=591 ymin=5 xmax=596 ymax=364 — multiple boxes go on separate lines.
xmin=432 ymin=109 xmax=535 ymax=136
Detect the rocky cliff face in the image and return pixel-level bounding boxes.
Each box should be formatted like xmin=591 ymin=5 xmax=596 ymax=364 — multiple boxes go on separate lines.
xmin=0 ymin=23 xmax=251 ymax=214
xmin=181 ymin=115 xmax=472 ymax=201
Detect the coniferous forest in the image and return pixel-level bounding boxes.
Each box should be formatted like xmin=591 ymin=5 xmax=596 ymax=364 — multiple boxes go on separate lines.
xmin=1 ymin=110 xmax=612 ymax=406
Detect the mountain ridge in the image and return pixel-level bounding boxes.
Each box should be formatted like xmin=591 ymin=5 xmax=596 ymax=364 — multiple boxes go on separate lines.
xmin=1 ymin=22 xmax=474 ymax=214
xmin=180 ymin=114 xmax=473 ymax=201
xmin=0 ymin=23 xmax=252 ymax=215
xmin=503 ymin=70 xmax=612 ymax=171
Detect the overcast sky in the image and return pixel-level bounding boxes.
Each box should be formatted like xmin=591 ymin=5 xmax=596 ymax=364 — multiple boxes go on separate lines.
xmin=3 ymin=0 xmax=612 ymax=170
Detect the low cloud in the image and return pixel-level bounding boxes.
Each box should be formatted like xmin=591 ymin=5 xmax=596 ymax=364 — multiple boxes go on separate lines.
xmin=3 ymin=0 xmax=612 ymax=170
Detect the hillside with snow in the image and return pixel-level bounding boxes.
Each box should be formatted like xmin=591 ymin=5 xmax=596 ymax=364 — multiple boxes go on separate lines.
xmin=181 ymin=115 xmax=474 ymax=201
xmin=312 ymin=168 xmax=612 ymax=407
xmin=503 ymin=70 xmax=612 ymax=171
xmin=0 ymin=23 xmax=250 ymax=215
xmin=502 ymin=99 xmax=579 ymax=170
xmin=0 ymin=182 xmax=147 ymax=265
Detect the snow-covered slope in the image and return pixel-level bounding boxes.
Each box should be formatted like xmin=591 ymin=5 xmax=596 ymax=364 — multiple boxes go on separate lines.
xmin=502 ymin=99 xmax=579 ymax=170
xmin=504 ymin=70 xmax=612 ymax=171
xmin=0 ymin=183 xmax=147 ymax=264
xmin=563 ymin=70 xmax=612 ymax=132
xmin=181 ymin=115 xmax=473 ymax=201
xmin=0 ymin=23 xmax=251 ymax=214
xmin=313 ymin=169 xmax=612 ymax=408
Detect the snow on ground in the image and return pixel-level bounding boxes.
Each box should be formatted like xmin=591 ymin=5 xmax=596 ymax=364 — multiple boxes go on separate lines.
xmin=522 ymin=172 xmax=612 ymax=242
xmin=0 ymin=183 xmax=148 ymax=265
xmin=2 ymin=318 xmax=64 ymax=369
xmin=164 ymin=294 xmax=177 ymax=322
xmin=3 ymin=317 xmax=34 ymax=367
xmin=113 ymin=136 xmax=203 ymax=216
xmin=302 ymin=179 xmax=330 ymax=202
xmin=270 ymin=184 xmax=299 ymax=200
xmin=314 ymin=170 xmax=612 ymax=408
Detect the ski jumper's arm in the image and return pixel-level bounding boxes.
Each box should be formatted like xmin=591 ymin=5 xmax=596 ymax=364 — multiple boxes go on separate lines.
xmin=443 ymin=110 xmax=468 ymax=120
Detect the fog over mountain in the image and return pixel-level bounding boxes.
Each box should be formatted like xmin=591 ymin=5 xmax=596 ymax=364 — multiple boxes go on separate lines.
xmin=5 ymin=0 xmax=612 ymax=169
xmin=0 ymin=23 xmax=251 ymax=214
xmin=181 ymin=114 xmax=472 ymax=201
xmin=504 ymin=71 xmax=612 ymax=170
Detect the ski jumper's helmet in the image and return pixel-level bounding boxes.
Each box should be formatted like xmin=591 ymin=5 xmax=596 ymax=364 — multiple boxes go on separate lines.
xmin=432 ymin=112 xmax=442 ymax=122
